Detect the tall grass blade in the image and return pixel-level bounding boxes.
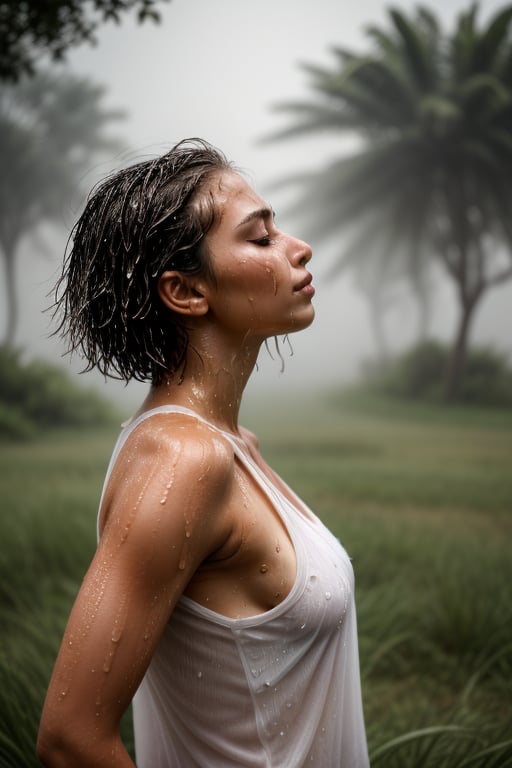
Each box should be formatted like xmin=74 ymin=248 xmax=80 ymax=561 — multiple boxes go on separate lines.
xmin=369 ymin=725 xmax=474 ymax=763
xmin=461 ymin=642 xmax=512 ymax=706
xmin=457 ymin=739 xmax=512 ymax=767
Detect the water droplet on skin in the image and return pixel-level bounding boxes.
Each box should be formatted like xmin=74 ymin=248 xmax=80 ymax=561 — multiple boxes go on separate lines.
xmin=325 ymin=592 xmax=332 ymax=601
xmin=197 ymin=671 xmax=203 ymax=679
xmin=178 ymin=558 xmax=186 ymax=570
xmin=276 ymin=545 xmax=281 ymax=553
xmin=260 ymin=564 xmax=268 ymax=574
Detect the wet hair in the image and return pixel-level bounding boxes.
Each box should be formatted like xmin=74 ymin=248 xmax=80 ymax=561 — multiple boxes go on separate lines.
xmin=53 ymin=138 xmax=233 ymax=385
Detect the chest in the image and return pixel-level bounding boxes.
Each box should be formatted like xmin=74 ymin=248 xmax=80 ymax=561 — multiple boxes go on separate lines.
xmin=185 ymin=454 xmax=300 ymax=618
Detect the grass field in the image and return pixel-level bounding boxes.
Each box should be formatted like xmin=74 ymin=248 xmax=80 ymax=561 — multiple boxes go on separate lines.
xmin=1 ymin=391 xmax=511 ymax=766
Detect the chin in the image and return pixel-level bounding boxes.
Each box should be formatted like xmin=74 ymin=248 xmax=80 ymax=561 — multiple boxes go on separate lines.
xmin=288 ymin=307 xmax=316 ymax=334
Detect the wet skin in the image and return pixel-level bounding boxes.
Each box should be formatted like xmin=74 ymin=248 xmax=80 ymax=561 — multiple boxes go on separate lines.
xmin=37 ymin=171 xmax=315 ymax=767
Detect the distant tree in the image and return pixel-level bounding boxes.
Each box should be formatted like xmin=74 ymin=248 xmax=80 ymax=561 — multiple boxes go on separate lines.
xmin=0 ymin=71 xmax=126 ymax=344
xmin=267 ymin=3 xmax=512 ymax=399
xmin=0 ymin=0 xmax=170 ymax=82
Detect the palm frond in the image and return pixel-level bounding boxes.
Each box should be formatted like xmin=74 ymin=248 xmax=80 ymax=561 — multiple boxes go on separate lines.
xmin=451 ymin=3 xmax=479 ymax=81
xmin=416 ymin=5 xmax=442 ymax=44
xmin=330 ymin=45 xmax=359 ymax=66
xmin=365 ymin=24 xmax=399 ymax=59
xmin=472 ymin=5 xmax=512 ymax=74
xmin=389 ymin=7 xmax=436 ymax=91
xmin=262 ymin=101 xmax=362 ymax=142
xmin=460 ymin=73 xmax=511 ymax=123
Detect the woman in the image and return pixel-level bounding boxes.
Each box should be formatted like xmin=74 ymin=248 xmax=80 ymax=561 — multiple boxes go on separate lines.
xmin=37 ymin=139 xmax=369 ymax=767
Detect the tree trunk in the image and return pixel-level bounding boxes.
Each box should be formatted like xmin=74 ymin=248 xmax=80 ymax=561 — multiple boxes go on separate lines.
xmin=416 ymin=287 xmax=431 ymax=342
xmin=443 ymin=291 xmax=481 ymax=402
xmin=367 ymin=294 xmax=389 ymax=364
xmin=1 ymin=243 xmax=18 ymax=346
xmin=413 ymin=266 xmax=434 ymax=343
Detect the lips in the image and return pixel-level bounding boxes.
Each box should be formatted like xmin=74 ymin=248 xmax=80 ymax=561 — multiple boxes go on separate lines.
xmin=294 ymin=273 xmax=314 ymax=294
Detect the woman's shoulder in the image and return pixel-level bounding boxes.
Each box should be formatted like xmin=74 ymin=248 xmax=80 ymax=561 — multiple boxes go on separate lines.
xmin=122 ymin=409 xmax=236 ymax=479
xmin=99 ymin=410 xmax=236 ymax=547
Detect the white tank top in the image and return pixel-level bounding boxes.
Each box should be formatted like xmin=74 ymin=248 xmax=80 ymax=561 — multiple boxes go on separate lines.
xmin=99 ymin=406 xmax=369 ymax=767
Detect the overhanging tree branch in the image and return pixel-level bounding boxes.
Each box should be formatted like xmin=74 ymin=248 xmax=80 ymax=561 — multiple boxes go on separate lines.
xmin=0 ymin=0 xmax=171 ymax=81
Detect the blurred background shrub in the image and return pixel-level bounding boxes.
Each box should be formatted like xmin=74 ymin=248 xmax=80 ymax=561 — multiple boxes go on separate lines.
xmin=364 ymin=341 xmax=512 ymax=408
xmin=0 ymin=345 xmax=119 ymax=440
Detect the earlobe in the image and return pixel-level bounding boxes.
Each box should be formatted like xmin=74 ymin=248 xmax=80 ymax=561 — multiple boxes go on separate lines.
xmin=158 ymin=271 xmax=209 ymax=316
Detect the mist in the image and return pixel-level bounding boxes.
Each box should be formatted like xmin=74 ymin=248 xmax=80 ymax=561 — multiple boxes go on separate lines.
xmin=5 ymin=0 xmax=512 ymax=411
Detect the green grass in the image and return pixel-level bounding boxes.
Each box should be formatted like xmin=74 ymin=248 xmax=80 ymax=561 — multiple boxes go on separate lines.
xmin=1 ymin=393 xmax=512 ymax=766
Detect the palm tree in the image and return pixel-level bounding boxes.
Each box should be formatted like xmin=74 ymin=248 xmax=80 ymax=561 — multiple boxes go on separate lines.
xmin=0 ymin=71 xmax=126 ymax=344
xmin=266 ymin=3 xmax=512 ymax=399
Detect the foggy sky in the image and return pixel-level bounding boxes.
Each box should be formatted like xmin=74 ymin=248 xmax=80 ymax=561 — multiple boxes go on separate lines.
xmin=7 ymin=0 xmax=512 ymax=409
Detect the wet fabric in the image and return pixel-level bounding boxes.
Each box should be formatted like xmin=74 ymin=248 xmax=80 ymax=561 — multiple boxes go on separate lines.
xmin=99 ymin=405 xmax=369 ymax=767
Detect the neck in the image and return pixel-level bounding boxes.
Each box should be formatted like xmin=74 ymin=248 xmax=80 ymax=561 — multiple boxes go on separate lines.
xmin=141 ymin=329 xmax=261 ymax=434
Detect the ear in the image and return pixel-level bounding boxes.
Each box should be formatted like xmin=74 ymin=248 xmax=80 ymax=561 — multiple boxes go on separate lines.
xmin=157 ymin=271 xmax=209 ymax=317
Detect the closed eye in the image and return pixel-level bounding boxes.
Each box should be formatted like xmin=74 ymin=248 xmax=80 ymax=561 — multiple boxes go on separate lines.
xmin=250 ymin=236 xmax=274 ymax=246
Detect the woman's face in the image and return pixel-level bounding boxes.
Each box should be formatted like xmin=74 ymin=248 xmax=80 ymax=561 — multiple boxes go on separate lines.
xmin=203 ymin=172 xmax=315 ymax=341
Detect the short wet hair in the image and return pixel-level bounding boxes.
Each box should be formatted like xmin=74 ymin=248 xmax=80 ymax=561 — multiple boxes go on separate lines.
xmin=53 ymin=138 xmax=233 ymax=384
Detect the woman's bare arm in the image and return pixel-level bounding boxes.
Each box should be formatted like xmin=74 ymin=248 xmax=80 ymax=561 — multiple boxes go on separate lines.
xmin=37 ymin=418 xmax=234 ymax=767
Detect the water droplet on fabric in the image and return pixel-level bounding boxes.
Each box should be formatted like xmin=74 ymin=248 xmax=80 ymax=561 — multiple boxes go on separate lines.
xmin=325 ymin=592 xmax=332 ymax=601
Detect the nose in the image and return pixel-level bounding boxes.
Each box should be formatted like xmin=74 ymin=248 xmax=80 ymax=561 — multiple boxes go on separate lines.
xmin=290 ymin=236 xmax=313 ymax=267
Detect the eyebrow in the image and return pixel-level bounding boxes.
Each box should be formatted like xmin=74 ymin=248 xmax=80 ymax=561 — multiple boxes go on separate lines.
xmin=235 ymin=207 xmax=275 ymax=229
